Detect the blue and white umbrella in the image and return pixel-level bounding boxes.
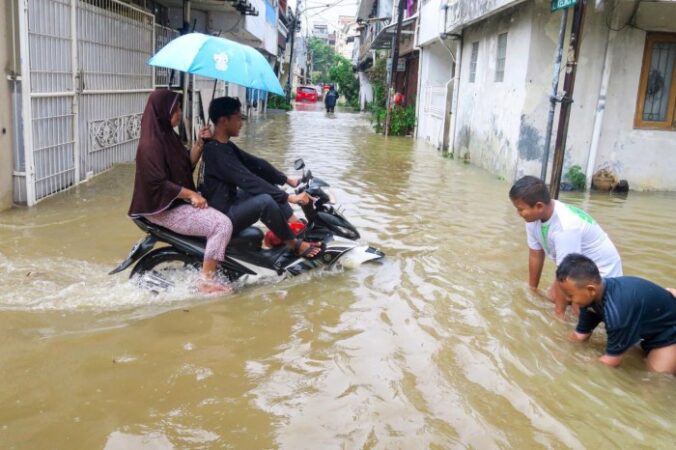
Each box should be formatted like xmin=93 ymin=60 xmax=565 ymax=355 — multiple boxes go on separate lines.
xmin=148 ymin=32 xmax=284 ymax=96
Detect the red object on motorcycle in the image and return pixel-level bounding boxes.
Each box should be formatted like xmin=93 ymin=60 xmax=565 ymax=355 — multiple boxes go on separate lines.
xmin=264 ymin=222 xmax=306 ymax=247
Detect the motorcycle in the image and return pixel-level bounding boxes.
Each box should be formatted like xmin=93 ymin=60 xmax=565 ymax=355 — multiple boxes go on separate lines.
xmin=110 ymin=159 xmax=384 ymax=290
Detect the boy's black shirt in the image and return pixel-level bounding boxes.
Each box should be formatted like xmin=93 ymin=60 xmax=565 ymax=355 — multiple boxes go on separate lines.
xmin=201 ymin=140 xmax=288 ymax=213
xmin=576 ymin=276 xmax=676 ymax=355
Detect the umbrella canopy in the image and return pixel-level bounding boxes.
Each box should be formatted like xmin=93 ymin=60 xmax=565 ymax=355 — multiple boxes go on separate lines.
xmin=148 ymin=33 xmax=285 ymax=96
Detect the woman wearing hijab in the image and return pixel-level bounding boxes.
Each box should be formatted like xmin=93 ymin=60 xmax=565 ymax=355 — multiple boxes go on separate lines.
xmin=129 ymin=89 xmax=233 ymax=294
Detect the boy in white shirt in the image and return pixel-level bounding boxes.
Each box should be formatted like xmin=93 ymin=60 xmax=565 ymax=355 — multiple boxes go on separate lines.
xmin=509 ymin=176 xmax=622 ymax=318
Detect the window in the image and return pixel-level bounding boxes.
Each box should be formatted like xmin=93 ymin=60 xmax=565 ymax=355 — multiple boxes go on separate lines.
xmin=469 ymin=41 xmax=479 ymax=83
xmin=635 ymin=33 xmax=676 ymax=130
xmin=495 ymin=32 xmax=508 ymax=82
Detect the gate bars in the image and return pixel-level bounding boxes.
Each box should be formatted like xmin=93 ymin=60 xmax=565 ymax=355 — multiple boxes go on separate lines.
xmin=15 ymin=0 xmax=156 ymax=205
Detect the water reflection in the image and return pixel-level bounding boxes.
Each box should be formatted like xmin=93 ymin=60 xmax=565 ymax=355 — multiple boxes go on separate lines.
xmin=0 ymin=106 xmax=674 ymax=449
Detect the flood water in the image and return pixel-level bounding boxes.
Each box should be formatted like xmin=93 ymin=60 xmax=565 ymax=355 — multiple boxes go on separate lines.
xmin=1 ymin=103 xmax=675 ymax=449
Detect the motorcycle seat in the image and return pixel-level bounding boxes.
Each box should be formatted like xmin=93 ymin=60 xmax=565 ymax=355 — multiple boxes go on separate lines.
xmin=133 ymin=218 xmax=262 ymax=252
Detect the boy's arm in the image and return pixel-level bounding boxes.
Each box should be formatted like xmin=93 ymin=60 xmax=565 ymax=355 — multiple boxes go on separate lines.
xmin=528 ymin=248 xmax=545 ymax=288
xmin=570 ymin=307 xmax=601 ymax=343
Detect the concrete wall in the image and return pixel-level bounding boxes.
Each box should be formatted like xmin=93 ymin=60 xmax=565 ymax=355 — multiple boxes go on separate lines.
xmin=446 ymin=0 xmax=526 ymax=32
xmin=246 ymin=0 xmax=278 ymax=56
xmin=453 ymin=0 xmax=534 ymax=180
xmin=418 ymin=0 xmax=445 ymax=46
xmin=1 ymin=0 xmax=15 ymax=211
xmin=591 ymin=3 xmax=676 ymax=191
xmin=450 ymin=0 xmax=676 ymax=190
xmin=514 ymin=0 xmax=609 ymax=180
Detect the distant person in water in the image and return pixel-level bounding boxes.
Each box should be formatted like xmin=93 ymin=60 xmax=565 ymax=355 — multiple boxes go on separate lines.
xmin=509 ymin=176 xmax=622 ymax=318
xmin=557 ymin=254 xmax=676 ymax=374
xmin=324 ymin=85 xmax=339 ymax=113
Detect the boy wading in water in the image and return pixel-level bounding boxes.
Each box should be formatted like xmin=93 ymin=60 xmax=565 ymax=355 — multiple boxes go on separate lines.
xmin=557 ymin=254 xmax=676 ymax=374
xmin=509 ymin=176 xmax=622 ymax=318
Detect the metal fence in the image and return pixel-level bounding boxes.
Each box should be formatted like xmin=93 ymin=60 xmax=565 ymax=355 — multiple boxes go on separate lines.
xmin=154 ymin=24 xmax=178 ymax=87
xmin=15 ymin=0 xmax=155 ymax=205
xmin=78 ymin=0 xmax=154 ymax=178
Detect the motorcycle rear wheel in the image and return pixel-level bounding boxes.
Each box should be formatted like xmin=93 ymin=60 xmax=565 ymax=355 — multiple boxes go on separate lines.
xmin=130 ymin=248 xmax=201 ymax=278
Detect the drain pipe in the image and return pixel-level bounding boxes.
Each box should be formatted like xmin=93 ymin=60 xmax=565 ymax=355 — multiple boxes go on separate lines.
xmin=413 ymin=0 xmax=423 ymax=138
xmin=540 ymin=8 xmax=568 ymax=181
xmin=438 ymin=34 xmax=455 ymax=153
xmin=448 ymin=34 xmax=462 ymax=156
xmin=585 ymin=29 xmax=615 ymax=189
xmin=438 ymin=3 xmax=462 ymax=154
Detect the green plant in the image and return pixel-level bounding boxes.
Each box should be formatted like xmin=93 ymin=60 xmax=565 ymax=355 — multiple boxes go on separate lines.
xmin=267 ymin=94 xmax=292 ymax=111
xmin=565 ymin=164 xmax=586 ymax=191
xmin=389 ymin=105 xmax=416 ymax=136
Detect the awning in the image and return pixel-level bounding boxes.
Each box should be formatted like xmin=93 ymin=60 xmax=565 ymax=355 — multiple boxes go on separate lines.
xmin=371 ymin=15 xmax=417 ymax=50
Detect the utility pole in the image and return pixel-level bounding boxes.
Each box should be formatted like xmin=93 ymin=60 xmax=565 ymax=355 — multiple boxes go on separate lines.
xmin=541 ymin=7 xmax=568 ymax=181
xmin=286 ymin=1 xmax=301 ymax=102
xmin=549 ymin=0 xmax=586 ymax=199
xmin=383 ymin=0 xmax=406 ymax=137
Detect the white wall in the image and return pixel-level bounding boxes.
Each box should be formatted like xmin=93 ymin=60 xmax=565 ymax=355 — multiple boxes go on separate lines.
xmin=419 ymin=0 xmax=446 ymax=46
xmin=453 ymin=1 xmax=533 ymax=180
xmin=594 ymin=27 xmax=676 ymax=190
xmin=514 ymin=0 xmax=608 ymax=180
xmin=246 ymin=0 xmax=278 ymax=56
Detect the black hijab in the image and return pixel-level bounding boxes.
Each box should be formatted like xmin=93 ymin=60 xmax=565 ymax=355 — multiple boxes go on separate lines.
xmin=128 ymin=90 xmax=195 ymax=217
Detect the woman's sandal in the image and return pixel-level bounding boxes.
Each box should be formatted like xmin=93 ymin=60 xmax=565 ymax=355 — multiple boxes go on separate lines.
xmin=293 ymin=239 xmax=322 ymax=260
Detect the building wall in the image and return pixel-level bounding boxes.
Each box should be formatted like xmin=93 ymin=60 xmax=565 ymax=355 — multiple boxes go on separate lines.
xmin=419 ymin=0 xmax=446 ymax=46
xmin=514 ymin=0 xmax=608 ymax=180
xmin=451 ymin=0 xmax=676 ymax=191
xmin=592 ymin=9 xmax=676 ymax=191
xmin=453 ymin=1 xmax=534 ymax=180
xmin=0 ymin=0 xmax=15 ymax=211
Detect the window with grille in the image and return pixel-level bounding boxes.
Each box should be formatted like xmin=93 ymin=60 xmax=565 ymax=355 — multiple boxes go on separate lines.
xmin=635 ymin=33 xmax=676 ymax=130
xmin=469 ymin=41 xmax=479 ymax=83
xmin=495 ymin=32 xmax=508 ymax=82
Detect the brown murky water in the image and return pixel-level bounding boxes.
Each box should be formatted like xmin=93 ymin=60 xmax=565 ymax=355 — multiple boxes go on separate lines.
xmin=1 ymin=103 xmax=675 ymax=449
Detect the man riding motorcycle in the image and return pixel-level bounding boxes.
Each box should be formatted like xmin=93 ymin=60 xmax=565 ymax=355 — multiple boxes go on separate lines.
xmin=200 ymin=96 xmax=322 ymax=259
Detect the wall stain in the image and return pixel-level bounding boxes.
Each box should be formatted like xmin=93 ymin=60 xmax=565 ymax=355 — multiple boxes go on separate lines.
xmin=518 ymin=115 xmax=542 ymax=161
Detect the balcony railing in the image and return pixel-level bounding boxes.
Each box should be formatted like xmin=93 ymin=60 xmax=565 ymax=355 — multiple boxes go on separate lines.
xmin=358 ymin=19 xmax=388 ymax=63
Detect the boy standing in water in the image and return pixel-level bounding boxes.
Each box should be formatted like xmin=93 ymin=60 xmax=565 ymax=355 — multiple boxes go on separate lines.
xmin=509 ymin=176 xmax=622 ymax=318
xmin=557 ymin=254 xmax=676 ymax=374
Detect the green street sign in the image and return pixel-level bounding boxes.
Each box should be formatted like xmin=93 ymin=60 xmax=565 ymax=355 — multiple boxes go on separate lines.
xmin=551 ymin=0 xmax=578 ymax=12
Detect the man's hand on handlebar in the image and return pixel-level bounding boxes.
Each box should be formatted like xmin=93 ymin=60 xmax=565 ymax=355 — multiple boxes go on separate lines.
xmin=288 ymin=192 xmax=314 ymax=206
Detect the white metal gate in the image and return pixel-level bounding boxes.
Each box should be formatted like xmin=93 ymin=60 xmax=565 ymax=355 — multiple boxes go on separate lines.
xmin=16 ymin=0 xmax=155 ymax=205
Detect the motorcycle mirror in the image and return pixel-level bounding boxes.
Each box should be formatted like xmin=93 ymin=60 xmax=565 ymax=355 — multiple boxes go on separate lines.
xmin=294 ymin=159 xmax=305 ymax=171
